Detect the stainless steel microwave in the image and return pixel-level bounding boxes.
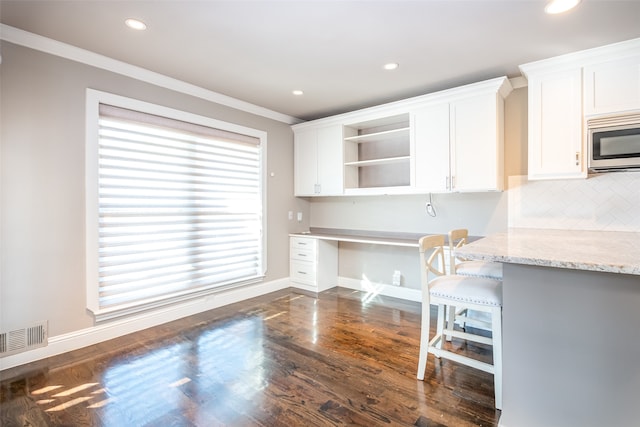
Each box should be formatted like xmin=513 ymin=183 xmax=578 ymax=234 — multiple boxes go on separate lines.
xmin=588 ymin=112 xmax=640 ymax=172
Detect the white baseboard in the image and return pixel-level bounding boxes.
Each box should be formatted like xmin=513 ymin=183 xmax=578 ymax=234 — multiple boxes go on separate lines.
xmin=497 ymin=412 xmax=507 ymax=427
xmin=337 ymin=276 xmax=422 ymax=302
xmin=0 ymin=278 xmax=290 ymax=372
xmin=2 ymin=277 xmax=421 ymax=372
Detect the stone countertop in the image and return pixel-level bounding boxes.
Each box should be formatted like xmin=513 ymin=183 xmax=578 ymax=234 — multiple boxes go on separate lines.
xmin=455 ymin=228 xmax=640 ymax=276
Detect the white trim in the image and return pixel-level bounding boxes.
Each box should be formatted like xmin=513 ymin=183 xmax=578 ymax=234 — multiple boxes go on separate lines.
xmin=519 ymin=37 xmax=640 ymax=78
xmin=0 ymin=278 xmax=290 ymax=371
xmin=0 ymin=24 xmax=302 ymax=125
xmin=85 ymin=93 xmax=100 ymax=313
xmin=509 ymin=76 xmax=528 ymax=90
xmin=337 ymin=276 xmax=422 ymax=302
xmin=497 ymin=412 xmax=509 ymax=427
xmin=292 ymin=76 xmax=512 ymax=131
xmin=87 ymin=88 xmax=270 ymax=139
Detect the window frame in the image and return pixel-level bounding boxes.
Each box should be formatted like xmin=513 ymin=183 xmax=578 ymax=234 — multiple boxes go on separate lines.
xmin=85 ymin=89 xmax=268 ymax=322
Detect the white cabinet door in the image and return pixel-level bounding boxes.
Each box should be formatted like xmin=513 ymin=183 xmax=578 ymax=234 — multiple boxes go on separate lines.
xmin=294 ymin=128 xmax=319 ymax=196
xmin=413 ymin=103 xmax=450 ymax=192
xmin=584 ymin=55 xmax=640 ymax=116
xmin=294 ymin=125 xmax=343 ymax=196
xmin=452 ymin=93 xmax=503 ymax=192
xmin=528 ymin=68 xmax=585 ymax=180
xmin=413 ymin=94 xmax=503 ymax=192
xmin=316 ymin=125 xmax=344 ymax=196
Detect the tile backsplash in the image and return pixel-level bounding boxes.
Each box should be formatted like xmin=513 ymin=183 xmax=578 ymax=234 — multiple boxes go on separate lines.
xmin=508 ymin=172 xmax=640 ymax=232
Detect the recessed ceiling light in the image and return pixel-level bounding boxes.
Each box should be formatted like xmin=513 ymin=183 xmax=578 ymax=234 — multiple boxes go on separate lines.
xmin=125 ymin=18 xmax=147 ymax=31
xmin=292 ymin=90 xmax=304 ymax=96
xmin=383 ymin=63 xmax=399 ymax=71
xmin=544 ymin=0 xmax=581 ymax=14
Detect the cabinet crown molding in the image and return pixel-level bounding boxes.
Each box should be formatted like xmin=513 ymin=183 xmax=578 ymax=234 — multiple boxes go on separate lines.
xmin=292 ymin=76 xmax=512 ymax=130
xmin=519 ymin=37 xmax=640 ymax=78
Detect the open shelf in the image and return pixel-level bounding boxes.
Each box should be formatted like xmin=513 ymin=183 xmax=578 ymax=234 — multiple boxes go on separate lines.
xmin=344 ymin=155 xmax=410 ymax=167
xmin=343 ymin=113 xmax=411 ymax=190
xmin=343 ymin=127 xmax=410 ymax=144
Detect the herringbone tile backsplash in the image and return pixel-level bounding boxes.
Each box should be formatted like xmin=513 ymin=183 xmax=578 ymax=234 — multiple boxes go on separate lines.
xmin=508 ymin=173 xmax=640 ymax=232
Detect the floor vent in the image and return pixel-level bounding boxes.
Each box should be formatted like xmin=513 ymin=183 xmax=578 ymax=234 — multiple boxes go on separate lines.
xmin=0 ymin=321 xmax=48 ymax=357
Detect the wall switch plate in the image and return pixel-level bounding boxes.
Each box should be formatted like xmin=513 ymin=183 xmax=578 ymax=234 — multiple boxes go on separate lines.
xmin=297 ymin=212 xmax=303 ymax=222
xmin=288 ymin=211 xmax=293 ymax=220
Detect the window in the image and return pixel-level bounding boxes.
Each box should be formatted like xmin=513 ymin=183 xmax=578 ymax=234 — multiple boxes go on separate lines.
xmin=86 ymin=90 xmax=266 ymax=321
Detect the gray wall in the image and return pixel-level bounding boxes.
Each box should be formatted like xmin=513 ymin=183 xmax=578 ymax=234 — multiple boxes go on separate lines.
xmin=0 ymin=36 xmax=527 ymax=342
xmin=0 ymin=41 xmax=306 ymax=337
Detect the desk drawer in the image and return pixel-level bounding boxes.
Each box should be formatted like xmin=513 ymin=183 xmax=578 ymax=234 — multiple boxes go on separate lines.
xmin=290 ymin=236 xmax=317 ymax=254
xmin=290 ymin=260 xmax=316 ymax=285
xmin=290 ymin=248 xmax=315 ymax=262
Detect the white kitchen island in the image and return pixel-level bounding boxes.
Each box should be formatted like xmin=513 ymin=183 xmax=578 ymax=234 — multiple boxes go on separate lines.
xmin=456 ymin=228 xmax=640 ymax=427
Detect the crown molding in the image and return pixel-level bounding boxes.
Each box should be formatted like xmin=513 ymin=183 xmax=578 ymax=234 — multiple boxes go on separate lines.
xmin=520 ymin=37 xmax=640 ymax=78
xmin=0 ymin=24 xmax=302 ymax=125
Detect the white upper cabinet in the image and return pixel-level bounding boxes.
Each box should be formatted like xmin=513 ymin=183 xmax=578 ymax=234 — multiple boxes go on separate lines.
xmin=414 ymin=79 xmax=509 ymax=192
xmin=451 ymin=92 xmax=504 ymax=191
xmin=292 ymin=76 xmax=511 ymax=196
xmin=521 ymin=37 xmax=640 ymax=181
xmin=524 ymin=67 xmax=585 ymax=180
xmin=293 ymin=128 xmax=318 ymax=196
xmin=293 ymin=124 xmax=343 ymax=196
xmin=584 ymin=54 xmax=640 ymax=116
xmin=414 ymin=103 xmax=450 ymax=192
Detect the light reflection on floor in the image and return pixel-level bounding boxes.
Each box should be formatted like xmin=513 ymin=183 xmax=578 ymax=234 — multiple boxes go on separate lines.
xmin=28 ymin=316 xmax=266 ymax=426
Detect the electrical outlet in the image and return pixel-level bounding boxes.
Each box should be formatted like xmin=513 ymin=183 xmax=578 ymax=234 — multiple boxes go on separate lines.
xmin=288 ymin=211 xmax=293 ymax=220
xmin=297 ymin=212 xmax=302 ymax=222
xmin=392 ymin=270 xmax=402 ymax=286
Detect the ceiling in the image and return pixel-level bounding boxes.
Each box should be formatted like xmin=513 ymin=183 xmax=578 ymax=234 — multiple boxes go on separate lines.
xmin=1 ymin=1 xmax=639 ymax=122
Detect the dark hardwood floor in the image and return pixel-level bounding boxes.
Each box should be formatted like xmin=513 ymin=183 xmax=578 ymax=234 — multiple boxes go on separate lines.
xmin=0 ymin=288 xmax=500 ymax=426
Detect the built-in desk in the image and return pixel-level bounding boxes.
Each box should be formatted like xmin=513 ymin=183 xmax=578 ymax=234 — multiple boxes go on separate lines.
xmin=289 ymin=228 xmax=425 ymax=297
xmin=457 ymin=228 xmax=640 ymax=427
xmin=292 ymin=228 xmax=423 ymax=247
xmin=289 ymin=228 xmax=487 ymax=298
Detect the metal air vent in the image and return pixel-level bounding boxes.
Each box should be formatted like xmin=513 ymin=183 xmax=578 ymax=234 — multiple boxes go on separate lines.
xmin=0 ymin=321 xmax=48 ymax=357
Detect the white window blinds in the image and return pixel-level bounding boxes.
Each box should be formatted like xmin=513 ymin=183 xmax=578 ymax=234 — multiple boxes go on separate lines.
xmin=93 ymin=103 xmax=264 ymax=317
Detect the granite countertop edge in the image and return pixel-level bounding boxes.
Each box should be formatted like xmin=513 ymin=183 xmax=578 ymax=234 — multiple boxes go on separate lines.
xmin=455 ymin=228 xmax=640 ymax=276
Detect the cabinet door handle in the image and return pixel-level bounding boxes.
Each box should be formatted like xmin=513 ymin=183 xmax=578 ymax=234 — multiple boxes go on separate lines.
xmin=451 ymin=175 xmax=456 ymax=189
xmin=445 ymin=176 xmax=450 ymax=190
xmin=314 ymin=183 xmax=321 ymax=194
xmin=575 ymin=152 xmax=580 ymax=166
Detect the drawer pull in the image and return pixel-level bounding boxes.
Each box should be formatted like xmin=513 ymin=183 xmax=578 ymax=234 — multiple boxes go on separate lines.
xmin=297 ymin=271 xmax=307 ymax=275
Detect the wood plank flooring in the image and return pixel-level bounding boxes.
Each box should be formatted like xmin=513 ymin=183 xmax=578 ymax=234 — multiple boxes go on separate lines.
xmin=0 ymin=288 xmax=500 ymax=426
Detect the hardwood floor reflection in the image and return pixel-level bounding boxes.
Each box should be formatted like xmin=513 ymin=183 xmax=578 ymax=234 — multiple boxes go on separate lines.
xmin=0 ymin=288 xmax=500 ymax=426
